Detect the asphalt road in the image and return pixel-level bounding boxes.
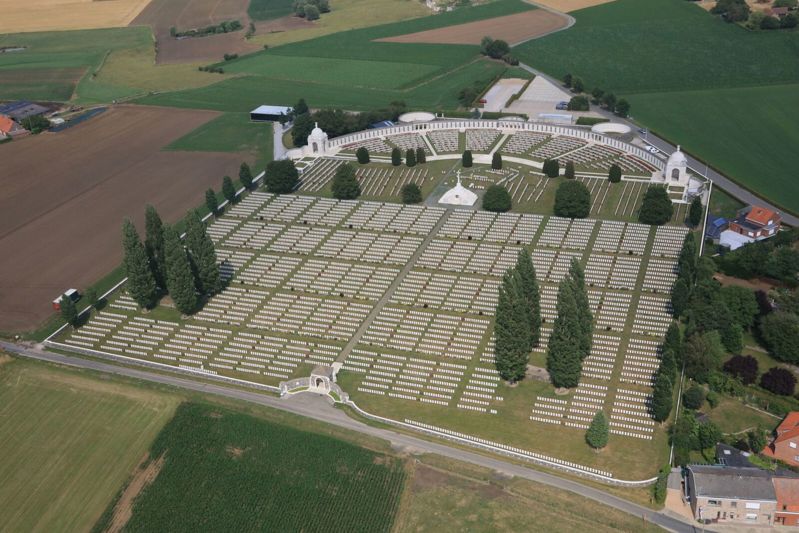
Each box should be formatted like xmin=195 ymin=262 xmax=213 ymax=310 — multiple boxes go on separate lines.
xmin=518 ymin=63 xmax=798 ymax=227
xmin=1 ymin=341 xmax=703 ymax=533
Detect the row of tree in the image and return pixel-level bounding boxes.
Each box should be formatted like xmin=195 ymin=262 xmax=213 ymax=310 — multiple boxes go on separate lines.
xmin=546 ymin=259 xmax=592 ymax=388
xmin=123 ymin=206 xmax=221 ymax=315
xmin=563 ymin=73 xmax=630 ymax=118
xmin=495 ymin=250 xmax=541 ymax=382
xmin=291 ymin=98 xmax=408 ymax=147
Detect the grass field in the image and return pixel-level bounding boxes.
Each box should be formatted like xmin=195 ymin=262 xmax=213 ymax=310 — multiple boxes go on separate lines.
xmin=398 ymin=459 xmax=663 ymax=532
xmin=0 ymin=358 xmax=179 ymax=533
xmin=513 ymin=0 xmax=799 ymax=214
xmin=110 ymin=402 xmax=406 ymax=532
xmin=166 ymin=112 xmax=275 ymax=169
xmin=248 ymin=0 xmax=295 ymax=20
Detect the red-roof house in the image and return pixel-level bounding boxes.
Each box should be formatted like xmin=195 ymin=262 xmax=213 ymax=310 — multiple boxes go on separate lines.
xmin=774 ymin=477 xmax=799 ymax=526
xmin=764 ymin=413 xmax=799 ymax=466
xmin=0 ymin=114 xmax=28 ymax=138
xmin=726 ymin=205 xmax=781 ymax=242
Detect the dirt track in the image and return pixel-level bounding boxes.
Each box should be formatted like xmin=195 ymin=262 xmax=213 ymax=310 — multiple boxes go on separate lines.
xmin=131 ymin=0 xmax=259 ymax=63
xmin=375 ymin=9 xmax=569 ymax=46
xmin=0 ymin=105 xmax=242 ymax=333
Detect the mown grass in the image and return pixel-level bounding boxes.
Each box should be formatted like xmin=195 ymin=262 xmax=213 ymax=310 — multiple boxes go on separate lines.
xmin=166 ymin=112 xmax=275 ymax=169
xmin=248 ymin=0 xmax=296 ymax=21
xmin=0 ymin=358 xmax=179 ymax=532
xmin=704 ymin=396 xmax=779 ymax=435
xmin=116 ymin=402 xmax=406 ymax=532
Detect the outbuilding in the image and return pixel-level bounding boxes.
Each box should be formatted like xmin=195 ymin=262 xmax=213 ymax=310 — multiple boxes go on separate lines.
xmin=249 ymin=105 xmax=292 ymax=122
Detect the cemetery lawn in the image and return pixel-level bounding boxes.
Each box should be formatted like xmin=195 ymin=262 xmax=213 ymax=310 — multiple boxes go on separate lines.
xmin=513 ymin=0 xmax=799 ymax=214
xmin=0 ymin=357 xmax=179 ymax=533
xmin=165 ymin=112 xmax=275 ymax=169
xmin=703 ymin=396 xmax=780 ymax=435
xmin=104 ymin=402 xmax=406 ymax=532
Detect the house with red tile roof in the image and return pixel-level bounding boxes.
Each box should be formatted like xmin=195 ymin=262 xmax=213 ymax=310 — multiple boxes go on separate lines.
xmin=721 ymin=205 xmax=781 ymax=250
xmin=774 ymin=477 xmax=799 ymax=526
xmin=0 ymin=114 xmax=28 ymax=138
xmin=764 ymin=412 xmax=799 ymax=466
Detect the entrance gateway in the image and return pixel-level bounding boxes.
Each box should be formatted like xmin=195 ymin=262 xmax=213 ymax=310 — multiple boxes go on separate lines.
xmin=279 ymin=363 xmax=349 ymax=401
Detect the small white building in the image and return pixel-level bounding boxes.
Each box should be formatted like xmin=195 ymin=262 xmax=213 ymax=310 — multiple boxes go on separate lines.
xmin=439 ymin=174 xmax=478 ymax=206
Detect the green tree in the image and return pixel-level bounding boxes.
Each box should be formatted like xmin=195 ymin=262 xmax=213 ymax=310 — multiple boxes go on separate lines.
xmin=671 ymin=278 xmax=691 ymax=318
xmin=205 ymin=188 xmax=219 ymax=216
xmin=638 ymin=186 xmax=673 ymax=225
xmin=547 ymin=280 xmax=583 ymax=388
xmin=462 ymin=150 xmax=473 ymax=168
xmin=586 ymin=411 xmax=609 ymax=449
xmin=264 ymin=160 xmax=299 ymax=194
xmin=651 ymin=372 xmax=674 ymax=423
xmin=294 ymin=98 xmax=309 ymax=115
xmin=563 ymin=73 xmax=573 ymax=88
xmin=687 ymin=196 xmax=703 ymax=227
xmin=331 ymin=163 xmax=361 ymax=200
xmin=683 ymin=384 xmax=705 ymax=410
xmin=543 ymin=159 xmax=560 ymax=178
xmin=652 ymin=466 xmax=670 ymax=504
xmin=608 ymin=164 xmax=622 ymax=183
xmin=304 ymin=4 xmax=320 ymax=20
xmin=406 ymin=148 xmax=416 ymax=167
xmin=222 ymin=176 xmax=237 ymax=205
xmin=416 ymin=147 xmax=426 ymax=164
xmin=401 ymin=183 xmax=422 ymax=204
xmin=482 ymin=185 xmax=512 ymax=213
xmin=759 ymin=312 xmax=799 ymax=364
xmin=695 ymin=256 xmax=716 ymax=283
xmin=720 ymin=321 xmax=743 ymax=353
xmin=60 ymin=295 xmax=78 ymax=327
xmin=698 ymin=421 xmax=722 ymax=450
xmin=664 ymin=322 xmax=683 ymax=363
xmin=163 ymin=226 xmax=198 ymax=315
xmin=591 ymin=87 xmax=605 ymax=104
xmin=748 ymin=427 xmax=767 ymax=452
xmin=567 ymin=96 xmax=589 ymax=111
xmin=84 ymin=287 xmax=99 ymax=309
xmin=660 ymin=346 xmax=678 ymax=383
xmin=291 ymin=112 xmax=314 ymax=146
xmin=678 ymin=232 xmax=698 ymax=284
xmin=485 ymin=39 xmax=510 ymax=59
xmin=144 ymin=205 xmax=166 ymax=289
xmin=564 ymin=160 xmax=575 ymax=179
xmin=516 ymin=249 xmax=541 ymax=350
xmin=356 ymin=146 xmax=370 ymax=164
xmin=615 ymin=99 xmax=630 ymax=117
xmin=495 ymin=271 xmax=530 ymax=382
xmin=684 ymin=331 xmax=725 ymax=383
xmin=122 ymin=219 xmax=158 ymax=309
xmin=391 ymin=147 xmax=402 ymax=167
xmin=601 ymin=92 xmax=616 ymax=110
xmin=492 ymin=151 xmax=502 ymax=170
xmin=571 ymin=77 xmax=585 ymax=93
xmin=568 ymin=258 xmax=593 ymax=360
xmin=554 ymin=180 xmax=590 ymax=218
xmin=239 ymin=162 xmax=254 ymax=190
xmin=185 ymin=211 xmax=221 ymax=296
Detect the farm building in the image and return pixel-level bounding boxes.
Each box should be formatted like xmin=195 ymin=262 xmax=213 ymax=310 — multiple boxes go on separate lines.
xmin=0 ymin=101 xmax=48 ymax=121
xmin=0 ymin=114 xmax=28 ymax=138
xmin=250 ymin=105 xmax=292 ymax=122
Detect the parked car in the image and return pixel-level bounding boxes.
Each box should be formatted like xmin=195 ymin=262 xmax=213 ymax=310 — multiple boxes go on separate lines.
xmin=638 ymin=128 xmax=648 ymax=135
xmin=555 ymin=101 xmax=569 ymax=110
xmin=645 ymin=146 xmax=660 ymax=154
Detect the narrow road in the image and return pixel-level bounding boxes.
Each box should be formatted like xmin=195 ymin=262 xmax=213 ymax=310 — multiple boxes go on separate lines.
xmin=1 ymin=341 xmax=703 ymax=533
xmin=517 ymin=62 xmax=798 ymax=226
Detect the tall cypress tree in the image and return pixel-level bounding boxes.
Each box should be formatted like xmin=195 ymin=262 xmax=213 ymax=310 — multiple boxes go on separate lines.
xmin=239 ymin=162 xmax=253 ymax=190
xmin=205 ymin=188 xmax=219 ymax=217
xmin=60 ymin=295 xmax=78 ymax=327
xmin=163 ymin=226 xmax=198 ymax=315
xmin=222 ymin=176 xmax=237 ymax=205
xmin=122 ymin=219 xmax=158 ymax=309
xmin=568 ymin=258 xmax=593 ymax=360
xmin=185 ymin=211 xmax=221 ymax=296
xmin=586 ymin=410 xmax=609 ymax=449
xmin=651 ymin=372 xmax=674 ymax=423
xmin=495 ymin=271 xmax=529 ymax=382
xmin=664 ymin=322 xmax=683 ymax=364
xmin=547 ymin=280 xmax=583 ymax=388
xmin=144 ymin=205 xmax=166 ymax=289
xmin=515 ymin=249 xmax=541 ymax=350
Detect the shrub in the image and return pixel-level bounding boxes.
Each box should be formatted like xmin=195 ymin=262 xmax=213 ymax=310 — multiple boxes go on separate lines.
xmin=554 ymin=180 xmax=590 ymax=218
xmin=638 ymin=186 xmax=673 ymax=225
xmin=760 ymin=15 xmax=780 ymax=29
xmin=706 ymin=390 xmax=720 ymax=408
xmin=586 ymin=411 xmax=609 ymax=449
xmin=782 ymin=13 xmax=798 ymax=28
xmin=391 ymin=148 xmax=401 ymax=167
xmin=415 ymin=147 xmax=426 ymax=164
xmin=304 ymin=4 xmax=320 ymax=20
xmin=483 ymin=185 xmax=511 ymax=212
xmin=683 ymin=384 xmax=706 ymax=410
xmin=401 ymin=183 xmax=422 ymax=204
xmin=331 ymin=163 xmax=361 ymax=200
xmin=563 ymin=73 xmax=572 ymax=87
xmin=760 ymin=367 xmax=796 ymax=396
xmin=462 ymin=150 xmax=473 ymax=168
xmin=356 ymin=147 xmax=370 ymax=164
xmin=564 ymin=160 xmax=575 ymax=179
xmin=608 ymin=164 xmax=622 ymax=183
xmin=264 ymin=160 xmax=299 ymax=194
xmin=405 ymin=148 xmax=416 ymax=167
xmin=543 ymin=159 xmax=559 ymax=178
xmin=723 ymin=355 xmax=759 ymax=385
xmin=760 ymin=312 xmax=799 ymax=364
xmin=571 ymin=77 xmax=585 ymax=93
xmin=567 ymin=96 xmax=589 ymax=111
xmin=491 ymin=152 xmax=502 ymax=170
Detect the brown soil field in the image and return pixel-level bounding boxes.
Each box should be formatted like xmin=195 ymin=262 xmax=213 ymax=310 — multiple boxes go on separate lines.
xmin=533 ymin=0 xmax=615 ymax=12
xmin=254 ymin=15 xmax=316 ymax=34
xmin=375 ymin=9 xmax=569 ymax=46
xmin=0 ymin=105 xmax=242 ymax=333
xmin=0 ymin=0 xmax=153 ymax=33
xmin=131 ymin=0 xmax=259 ymax=63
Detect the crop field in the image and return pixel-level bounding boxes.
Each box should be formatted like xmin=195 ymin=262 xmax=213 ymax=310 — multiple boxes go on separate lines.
xmin=0 ymin=105 xmax=247 ymax=333
xmin=514 ymin=0 xmax=799 ymax=214
xmin=107 ymin=402 xmax=405 ymax=532
xmin=248 ymin=0 xmax=296 ymax=20
xmin=0 ymin=358 xmax=178 ymax=532
xmin=0 ymin=0 xmax=153 ymax=33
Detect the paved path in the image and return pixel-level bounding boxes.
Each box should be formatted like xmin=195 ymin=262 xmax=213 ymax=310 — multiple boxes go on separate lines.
xmin=517 ymin=63 xmax=798 ymax=226
xmin=273 ymin=121 xmax=289 ymax=161
xmin=2 ymin=341 xmax=704 ymax=532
